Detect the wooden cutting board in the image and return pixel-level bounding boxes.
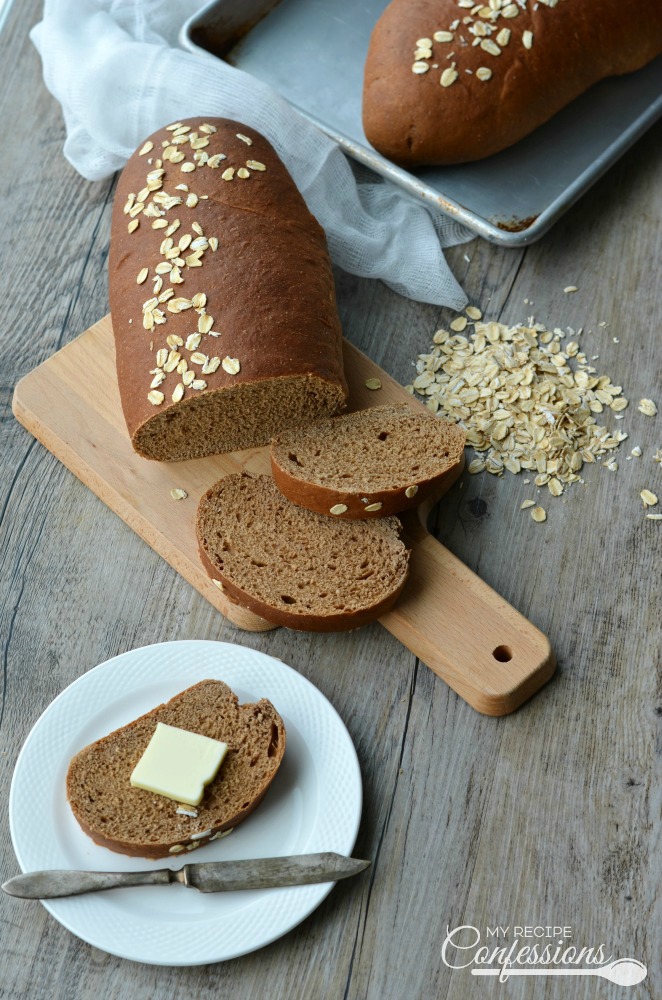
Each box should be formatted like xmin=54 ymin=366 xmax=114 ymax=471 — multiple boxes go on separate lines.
xmin=13 ymin=316 xmax=555 ymax=715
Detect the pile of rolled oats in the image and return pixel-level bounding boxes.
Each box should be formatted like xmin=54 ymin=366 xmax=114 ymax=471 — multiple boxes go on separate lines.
xmin=407 ymin=307 xmax=659 ymax=521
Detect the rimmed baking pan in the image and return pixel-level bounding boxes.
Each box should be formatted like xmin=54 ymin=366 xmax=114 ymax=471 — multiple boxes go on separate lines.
xmin=180 ymin=0 xmax=662 ymax=246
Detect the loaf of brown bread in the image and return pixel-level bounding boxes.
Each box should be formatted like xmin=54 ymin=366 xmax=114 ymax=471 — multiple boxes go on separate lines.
xmin=363 ymin=0 xmax=662 ymax=165
xmin=66 ymin=680 xmax=285 ymax=859
xmin=109 ymin=118 xmax=347 ymax=461
xmin=197 ymin=473 xmax=409 ymax=631
xmin=271 ymin=404 xmax=466 ymax=518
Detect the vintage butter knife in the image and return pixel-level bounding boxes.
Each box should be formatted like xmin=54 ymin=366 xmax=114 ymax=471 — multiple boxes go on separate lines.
xmin=2 ymin=852 xmax=370 ymax=899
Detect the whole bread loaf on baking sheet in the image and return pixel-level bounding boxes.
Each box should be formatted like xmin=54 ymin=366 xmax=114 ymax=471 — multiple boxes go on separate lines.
xmin=66 ymin=679 xmax=285 ymax=859
xmin=363 ymin=0 xmax=662 ymax=166
xmin=270 ymin=404 xmax=466 ymax=519
xmin=109 ymin=118 xmax=347 ymax=461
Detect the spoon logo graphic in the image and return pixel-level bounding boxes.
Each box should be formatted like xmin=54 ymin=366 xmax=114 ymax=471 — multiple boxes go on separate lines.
xmin=472 ymin=957 xmax=647 ymax=985
xmin=608 ymin=960 xmax=648 ymax=986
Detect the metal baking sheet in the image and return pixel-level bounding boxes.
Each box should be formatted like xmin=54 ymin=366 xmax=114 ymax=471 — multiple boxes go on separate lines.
xmin=180 ymin=0 xmax=662 ymax=246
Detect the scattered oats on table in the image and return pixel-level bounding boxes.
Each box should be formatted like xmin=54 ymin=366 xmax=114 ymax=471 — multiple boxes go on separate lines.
xmin=449 ymin=316 xmax=468 ymax=332
xmin=638 ymin=398 xmax=657 ymax=417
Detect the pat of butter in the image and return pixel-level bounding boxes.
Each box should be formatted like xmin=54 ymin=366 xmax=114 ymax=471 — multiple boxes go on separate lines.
xmin=130 ymin=723 xmax=227 ymax=806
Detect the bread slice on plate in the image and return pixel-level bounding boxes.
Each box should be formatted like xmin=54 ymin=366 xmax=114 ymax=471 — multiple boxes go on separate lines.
xmin=270 ymin=404 xmax=465 ymax=518
xmin=66 ymin=680 xmax=285 ymax=859
xmin=196 ymin=473 xmax=409 ymax=632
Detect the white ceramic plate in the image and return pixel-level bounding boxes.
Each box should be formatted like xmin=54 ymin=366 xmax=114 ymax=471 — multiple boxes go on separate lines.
xmin=9 ymin=640 xmax=362 ymax=966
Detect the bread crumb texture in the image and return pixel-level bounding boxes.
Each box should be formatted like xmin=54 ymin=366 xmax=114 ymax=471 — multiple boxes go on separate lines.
xmin=273 ymin=404 xmax=464 ymax=492
xmin=197 ymin=474 xmax=409 ymax=630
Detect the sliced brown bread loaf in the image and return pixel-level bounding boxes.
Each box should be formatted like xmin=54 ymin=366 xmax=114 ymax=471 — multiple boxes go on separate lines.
xmin=270 ymin=404 xmax=465 ymax=518
xmin=66 ymin=680 xmax=285 ymax=860
xmin=196 ymin=474 xmax=409 ymax=631
xmin=109 ymin=117 xmax=347 ymax=461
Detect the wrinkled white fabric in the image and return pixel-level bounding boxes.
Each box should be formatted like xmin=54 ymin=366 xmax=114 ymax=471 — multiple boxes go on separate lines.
xmin=31 ymin=0 xmax=471 ymax=306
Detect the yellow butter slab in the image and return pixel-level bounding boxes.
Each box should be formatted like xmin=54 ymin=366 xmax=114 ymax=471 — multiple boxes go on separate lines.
xmin=130 ymin=722 xmax=227 ymax=806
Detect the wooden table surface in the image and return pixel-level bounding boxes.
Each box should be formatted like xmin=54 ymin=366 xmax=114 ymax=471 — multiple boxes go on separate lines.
xmin=1 ymin=2 xmax=660 ymax=998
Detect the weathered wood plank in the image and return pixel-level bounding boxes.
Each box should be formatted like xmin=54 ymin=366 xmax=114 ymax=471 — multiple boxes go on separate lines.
xmin=0 ymin=0 xmax=659 ymax=996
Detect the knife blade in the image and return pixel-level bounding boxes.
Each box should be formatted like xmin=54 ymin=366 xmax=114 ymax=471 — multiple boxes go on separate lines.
xmin=2 ymin=852 xmax=370 ymax=899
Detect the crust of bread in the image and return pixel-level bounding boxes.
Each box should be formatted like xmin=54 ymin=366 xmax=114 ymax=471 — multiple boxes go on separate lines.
xmin=270 ymin=455 xmax=464 ymax=519
xmin=69 ymin=793 xmax=265 ymax=861
xmin=363 ymin=0 xmax=662 ymax=165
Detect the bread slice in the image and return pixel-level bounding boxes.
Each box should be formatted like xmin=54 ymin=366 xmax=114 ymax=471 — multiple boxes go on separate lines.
xmin=66 ymin=680 xmax=285 ymax=860
xmin=196 ymin=474 xmax=409 ymax=631
xmin=270 ymin=404 xmax=465 ymax=518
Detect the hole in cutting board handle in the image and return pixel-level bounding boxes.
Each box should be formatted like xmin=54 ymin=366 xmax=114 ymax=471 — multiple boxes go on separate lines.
xmin=492 ymin=645 xmax=513 ymax=663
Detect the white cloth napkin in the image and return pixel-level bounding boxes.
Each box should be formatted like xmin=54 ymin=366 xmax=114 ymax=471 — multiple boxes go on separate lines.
xmin=31 ymin=0 xmax=472 ymax=307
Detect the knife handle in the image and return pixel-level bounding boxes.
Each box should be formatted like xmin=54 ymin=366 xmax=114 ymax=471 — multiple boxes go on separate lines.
xmin=2 ymin=867 xmax=173 ymax=899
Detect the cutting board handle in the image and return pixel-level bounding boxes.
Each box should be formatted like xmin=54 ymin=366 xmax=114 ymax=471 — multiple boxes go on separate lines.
xmin=379 ymin=501 xmax=555 ymax=715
